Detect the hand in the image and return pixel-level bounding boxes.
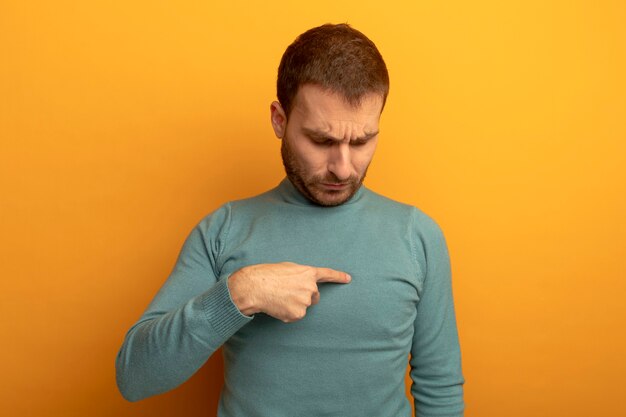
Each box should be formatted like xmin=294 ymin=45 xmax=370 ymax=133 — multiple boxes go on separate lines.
xmin=227 ymin=262 xmax=351 ymax=323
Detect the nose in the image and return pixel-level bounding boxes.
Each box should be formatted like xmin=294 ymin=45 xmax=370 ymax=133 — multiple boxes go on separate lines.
xmin=327 ymin=143 xmax=352 ymax=181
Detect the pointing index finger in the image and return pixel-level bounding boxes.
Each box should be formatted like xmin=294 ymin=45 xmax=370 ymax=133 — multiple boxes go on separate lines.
xmin=314 ymin=267 xmax=351 ymax=283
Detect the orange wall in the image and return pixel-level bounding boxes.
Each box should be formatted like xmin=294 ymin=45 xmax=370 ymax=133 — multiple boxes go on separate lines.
xmin=1 ymin=1 xmax=625 ymax=416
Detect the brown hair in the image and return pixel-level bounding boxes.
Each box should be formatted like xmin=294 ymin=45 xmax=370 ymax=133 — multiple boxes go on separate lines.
xmin=277 ymin=23 xmax=389 ymax=117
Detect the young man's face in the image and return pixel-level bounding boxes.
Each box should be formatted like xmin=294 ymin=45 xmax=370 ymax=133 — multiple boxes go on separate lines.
xmin=271 ymin=84 xmax=383 ymax=206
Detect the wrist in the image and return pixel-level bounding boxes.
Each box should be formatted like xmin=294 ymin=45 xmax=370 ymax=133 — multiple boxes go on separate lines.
xmin=227 ymin=267 xmax=260 ymax=316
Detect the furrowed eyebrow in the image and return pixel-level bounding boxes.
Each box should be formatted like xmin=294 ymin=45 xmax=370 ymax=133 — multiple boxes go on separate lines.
xmin=301 ymin=127 xmax=379 ymax=143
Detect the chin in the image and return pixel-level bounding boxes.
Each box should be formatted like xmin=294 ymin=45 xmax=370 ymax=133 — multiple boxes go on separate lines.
xmin=310 ymin=188 xmax=355 ymax=207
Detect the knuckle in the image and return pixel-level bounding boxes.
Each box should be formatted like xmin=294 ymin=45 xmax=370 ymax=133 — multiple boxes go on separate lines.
xmin=292 ymin=308 xmax=307 ymax=321
xmin=281 ymin=306 xmax=307 ymax=322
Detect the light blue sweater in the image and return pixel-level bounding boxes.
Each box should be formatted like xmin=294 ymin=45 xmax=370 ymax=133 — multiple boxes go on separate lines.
xmin=116 ymin=178 xmax=464 ymax=416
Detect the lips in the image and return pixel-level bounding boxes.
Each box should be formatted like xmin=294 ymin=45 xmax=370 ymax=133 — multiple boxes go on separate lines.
xmin=321 ymin=183 xmax=349 ymax=190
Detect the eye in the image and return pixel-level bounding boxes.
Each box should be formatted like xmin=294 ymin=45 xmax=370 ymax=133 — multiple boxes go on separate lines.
xmin=312 ymin=138 xmax=334 ymax=147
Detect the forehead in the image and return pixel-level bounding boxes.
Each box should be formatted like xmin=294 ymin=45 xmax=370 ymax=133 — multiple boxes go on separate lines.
xmin=290 ymin=84 xmax=383 ymax=129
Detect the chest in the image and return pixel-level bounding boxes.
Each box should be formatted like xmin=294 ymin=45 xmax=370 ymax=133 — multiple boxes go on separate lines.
xmin=219 ymin=210 xmax=422 ymax=351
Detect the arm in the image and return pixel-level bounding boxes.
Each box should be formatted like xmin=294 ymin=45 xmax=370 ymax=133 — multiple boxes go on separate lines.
xmin=409 ymin=209 xmax=465 ymax=416
xmin=114 ymin=204 xmax=351 ymax=402
xmin=115 ymin=204 xmax=252 ymax=402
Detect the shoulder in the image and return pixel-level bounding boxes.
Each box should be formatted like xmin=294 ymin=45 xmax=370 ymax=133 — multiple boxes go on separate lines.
xmin=364 ymin=188 xmax=443 ymax=230
xmin=194 ymin=185 xmax=281 ymax=232
xmin=195 ymin=202 xmax=232 ymax=234
xmin=226 ymin=185 xmax=286 ymax=214
xmin=364 ymin=187 xmax=447 ymax=249
xmin=362 ymin=187 xmax=415 ymax=216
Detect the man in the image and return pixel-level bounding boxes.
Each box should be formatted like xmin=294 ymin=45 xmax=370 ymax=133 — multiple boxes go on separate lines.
xmin=116 ymin=23 xmax=464 ymax=416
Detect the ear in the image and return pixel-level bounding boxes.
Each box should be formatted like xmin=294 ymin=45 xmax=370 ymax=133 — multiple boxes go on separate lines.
xmin=270 ymin=101 xmax=287 ymax=139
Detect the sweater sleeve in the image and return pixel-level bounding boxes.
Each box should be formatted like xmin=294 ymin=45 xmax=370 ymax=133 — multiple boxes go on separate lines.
xmin=115 ymin=203 xmax=253 ymax=402
xmin=409 ymin=209 xmax=465 ymax=416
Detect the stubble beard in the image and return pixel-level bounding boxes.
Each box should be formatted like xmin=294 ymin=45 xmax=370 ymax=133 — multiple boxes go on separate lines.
xmin=280 ymin=138 xmax=367 ymax=207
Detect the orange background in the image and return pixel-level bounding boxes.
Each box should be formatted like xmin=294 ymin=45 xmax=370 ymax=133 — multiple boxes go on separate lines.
xmin=1 ymin=1 xmax=625 ymax=416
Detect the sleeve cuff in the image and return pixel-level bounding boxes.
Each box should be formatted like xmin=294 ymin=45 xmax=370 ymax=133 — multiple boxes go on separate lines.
xmin=200 ymin=275 xmax=253 ymax=340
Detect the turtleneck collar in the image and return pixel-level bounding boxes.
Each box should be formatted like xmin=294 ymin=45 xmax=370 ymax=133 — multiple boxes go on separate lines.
xmin=276 ymin=177 xmax=366 ymax=207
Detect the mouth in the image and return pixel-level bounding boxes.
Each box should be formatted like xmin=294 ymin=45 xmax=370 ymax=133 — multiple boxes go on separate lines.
xmin=320 ymin=182 xmax=349 ymax=190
